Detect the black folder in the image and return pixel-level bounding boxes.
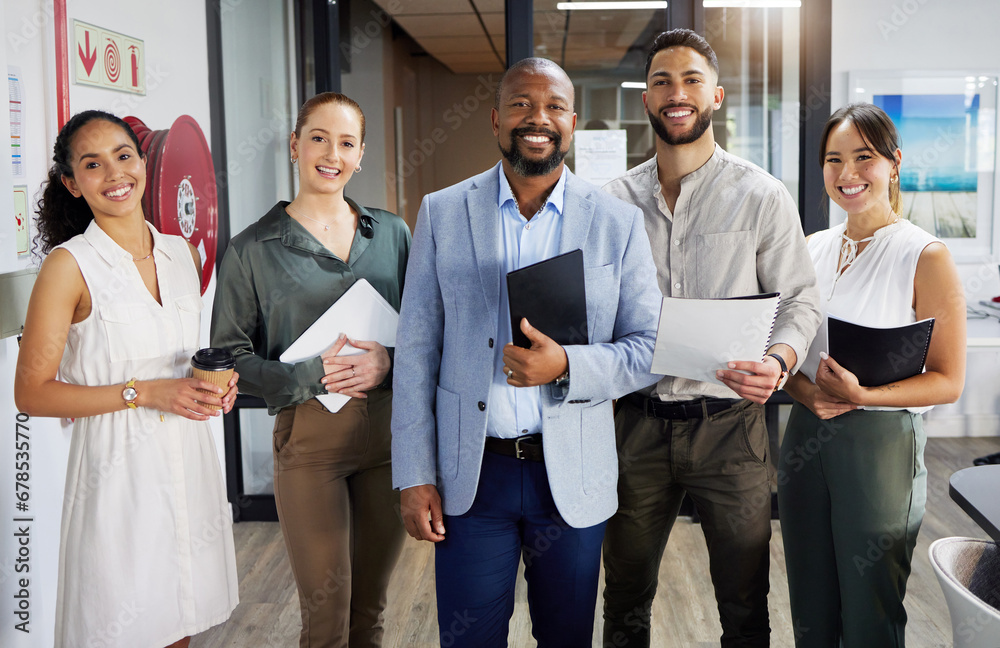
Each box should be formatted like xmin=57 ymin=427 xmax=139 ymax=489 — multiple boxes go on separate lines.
xmin=507 ymin=249 xmax=588 ymax=348
xmin=827 ymin=315 xmax=935 ymax=386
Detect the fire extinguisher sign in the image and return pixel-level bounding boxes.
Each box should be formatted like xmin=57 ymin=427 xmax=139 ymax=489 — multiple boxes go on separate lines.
xmin=73 ymin=20 xmax=145 ymax=96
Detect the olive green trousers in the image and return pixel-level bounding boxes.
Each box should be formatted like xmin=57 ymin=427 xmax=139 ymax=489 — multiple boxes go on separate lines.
xmin=778 ymin=404 xmax=926 ymax=648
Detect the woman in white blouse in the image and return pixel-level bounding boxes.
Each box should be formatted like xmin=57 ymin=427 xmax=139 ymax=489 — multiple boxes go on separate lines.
xmin=778 ymin=102 xmax=966 ymax=647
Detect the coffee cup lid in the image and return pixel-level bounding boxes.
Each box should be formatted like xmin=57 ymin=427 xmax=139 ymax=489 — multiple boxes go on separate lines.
xmin=191 ymin=348 xmax=236 ymax=371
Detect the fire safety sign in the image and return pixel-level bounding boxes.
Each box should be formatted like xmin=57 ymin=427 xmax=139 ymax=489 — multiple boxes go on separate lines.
xmin=73 ymin=20 xmax=145 ymax=95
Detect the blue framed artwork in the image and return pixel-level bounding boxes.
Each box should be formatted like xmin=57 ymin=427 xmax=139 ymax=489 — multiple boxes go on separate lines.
xmin=848 ymin=71 xmax=998 ymax=261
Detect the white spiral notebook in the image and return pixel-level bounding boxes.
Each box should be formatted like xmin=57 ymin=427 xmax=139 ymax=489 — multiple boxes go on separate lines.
xmin=650 ymin=293 xmax=780 ymax=392
xmin=279 ymin=279 xmax=399 ymax=413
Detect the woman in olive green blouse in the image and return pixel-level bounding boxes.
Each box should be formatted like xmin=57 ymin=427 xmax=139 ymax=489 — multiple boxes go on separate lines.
xmin=211 ymin=92 xmax=410 ymax=647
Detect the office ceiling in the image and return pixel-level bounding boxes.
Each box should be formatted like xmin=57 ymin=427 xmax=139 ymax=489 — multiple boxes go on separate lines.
xmin=370 ymin=0 xmax=659 ymax=74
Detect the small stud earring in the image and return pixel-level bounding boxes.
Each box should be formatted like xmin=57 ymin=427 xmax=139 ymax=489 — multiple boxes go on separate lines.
xmin=291 ymin=157 xmax=297 ymax=164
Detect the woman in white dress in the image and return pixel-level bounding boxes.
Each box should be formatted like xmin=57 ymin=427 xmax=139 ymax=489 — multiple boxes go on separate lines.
xmin=778 ymin=102 xmax=966 ymax=646
xmin=14 ymin=110 xmax=240 ymax=648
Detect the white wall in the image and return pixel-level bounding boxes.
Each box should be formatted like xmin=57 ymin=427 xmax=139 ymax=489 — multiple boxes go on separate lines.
xmin=1 ymin=1 xmax=217 ymax=645
xmin=832 ymin=0 xmax=1000 ymax=436
xmin=831 ymin=0 xmax=1000 ymax=106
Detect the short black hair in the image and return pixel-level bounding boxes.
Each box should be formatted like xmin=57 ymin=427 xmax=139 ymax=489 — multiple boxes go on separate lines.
xmin=645 ymin=29 xmax=719 ymax=80
xmin=494 ymin=57 xmax=573 ymax=110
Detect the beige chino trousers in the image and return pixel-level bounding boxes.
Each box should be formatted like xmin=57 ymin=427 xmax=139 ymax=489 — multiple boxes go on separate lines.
xmin=272 ymin=388 xmax=405 ymax=648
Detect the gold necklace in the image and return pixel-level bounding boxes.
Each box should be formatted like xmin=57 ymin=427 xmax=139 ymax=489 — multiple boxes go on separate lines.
xmin=132 ymin=233 xmax=153 ymax=262
xmin=287 ymin=204 xmax=335 ymax=231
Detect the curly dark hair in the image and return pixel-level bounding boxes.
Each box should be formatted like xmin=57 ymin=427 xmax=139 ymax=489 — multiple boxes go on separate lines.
xmin=33 ymin=110 xmax=142 ymax=257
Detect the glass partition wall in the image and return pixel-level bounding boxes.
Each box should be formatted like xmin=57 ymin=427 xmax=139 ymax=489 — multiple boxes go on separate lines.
xmin=532 ymin=2 xmax=801 ymax=202
xmin=210 ymin=0 xmax=825 ymax=520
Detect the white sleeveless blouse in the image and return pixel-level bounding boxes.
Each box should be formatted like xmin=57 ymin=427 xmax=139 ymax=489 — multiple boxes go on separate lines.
xmin=800 ymin=219 xmax=940 ymax=413
xmin=52 ymin=220 xmax=238 ymax=647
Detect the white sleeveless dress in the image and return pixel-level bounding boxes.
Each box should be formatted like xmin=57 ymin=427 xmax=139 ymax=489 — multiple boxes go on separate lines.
xmin=53 ymin=220 xmax=238 ymax=648
xmin=799 ymin=218 xmax=940 ymax=413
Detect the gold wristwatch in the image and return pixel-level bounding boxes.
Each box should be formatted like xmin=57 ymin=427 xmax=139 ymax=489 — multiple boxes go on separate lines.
xmin=122 ymin=378 xmax=139 ymax=409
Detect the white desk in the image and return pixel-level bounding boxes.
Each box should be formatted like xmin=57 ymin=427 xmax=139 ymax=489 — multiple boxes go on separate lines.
xmin=967 ymin=316 xmax=1000 ymax=348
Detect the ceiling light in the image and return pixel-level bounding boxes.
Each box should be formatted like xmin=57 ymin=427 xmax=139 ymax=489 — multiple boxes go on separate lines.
xmin=557 ymin=2 xmax=668 ymax=10
xmin=621 ymin=82 xmax=647 ymax=89
xmin=703 ymin=1 xmax=801 ymax=7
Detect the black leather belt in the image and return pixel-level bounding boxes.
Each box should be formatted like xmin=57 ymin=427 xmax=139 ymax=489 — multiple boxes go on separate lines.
xmin=624 ymin=392 xmax=740 ymax=420
xmin=485 ymin=434 xmax=544 ymax=462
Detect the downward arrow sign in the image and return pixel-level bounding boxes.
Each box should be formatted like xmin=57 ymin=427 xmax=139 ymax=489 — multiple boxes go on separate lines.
xmin=79 ymin=31 xmax=96 ymax=76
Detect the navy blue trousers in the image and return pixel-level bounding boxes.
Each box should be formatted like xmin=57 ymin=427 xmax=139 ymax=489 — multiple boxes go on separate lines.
xmin=435 ymin=449 xmax=607 ymax=647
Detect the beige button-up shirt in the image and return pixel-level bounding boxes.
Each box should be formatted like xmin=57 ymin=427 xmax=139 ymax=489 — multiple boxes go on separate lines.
xmin=603 ymin=145 xmax=821 ymax=402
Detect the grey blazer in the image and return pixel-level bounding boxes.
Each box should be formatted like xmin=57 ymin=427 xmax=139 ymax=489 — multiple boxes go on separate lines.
xmin=391 ymin=163 xmax=661 ymax=528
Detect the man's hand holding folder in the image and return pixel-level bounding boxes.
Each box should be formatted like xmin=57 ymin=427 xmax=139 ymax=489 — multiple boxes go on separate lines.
xmin=502 ymin=318 xmax=570 ymax=387
xmin=504 ymin=249 xmax=585 ymax=386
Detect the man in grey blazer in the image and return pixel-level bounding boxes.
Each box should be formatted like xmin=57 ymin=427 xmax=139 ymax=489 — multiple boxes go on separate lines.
xmin=391 ymin=58 xmax=662 ymax=647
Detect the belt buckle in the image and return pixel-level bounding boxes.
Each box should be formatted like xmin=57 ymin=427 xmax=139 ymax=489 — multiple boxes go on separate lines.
xmin=514 ymin=434 xmax=534 ymax=460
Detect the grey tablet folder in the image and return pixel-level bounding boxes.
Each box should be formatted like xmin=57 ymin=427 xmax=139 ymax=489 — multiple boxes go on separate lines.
xmin=506 ymin=249 xmax=588 ymax=349
xmin=828 ymin=315 xmax=934 ymax=386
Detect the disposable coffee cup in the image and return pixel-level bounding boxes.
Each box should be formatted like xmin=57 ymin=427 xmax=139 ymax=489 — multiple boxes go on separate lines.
xmin=191 ymin=348 xmax=236 ymax=410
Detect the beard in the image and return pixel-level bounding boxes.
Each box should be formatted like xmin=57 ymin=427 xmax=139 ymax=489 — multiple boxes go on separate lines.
xmin=648 ymin=104 xmax=714 ymax=146
xmin=499 ymin=127 xmax=567 ymax=177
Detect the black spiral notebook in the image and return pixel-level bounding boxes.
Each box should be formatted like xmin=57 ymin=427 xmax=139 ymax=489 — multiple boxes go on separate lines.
xmin=506 ymin=249 xmax=588 ymax=348
xmin=827 ymin=315 xmax=935 ymax=386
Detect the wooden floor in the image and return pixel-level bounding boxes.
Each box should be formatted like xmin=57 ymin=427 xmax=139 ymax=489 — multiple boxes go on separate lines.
xmin=191 ymin=437 xmax=1000 ymax=647
xmin=901 ymin=191 xmax=977 ymax=239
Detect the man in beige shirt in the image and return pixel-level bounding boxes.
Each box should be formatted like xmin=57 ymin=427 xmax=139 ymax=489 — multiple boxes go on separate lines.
xmin=601 ymin=29 xmax=821 ymax=647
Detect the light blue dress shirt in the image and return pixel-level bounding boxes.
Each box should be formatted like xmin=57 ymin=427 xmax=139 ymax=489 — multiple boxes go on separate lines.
xmin=486 ymin=165 xmax=567 ymax=439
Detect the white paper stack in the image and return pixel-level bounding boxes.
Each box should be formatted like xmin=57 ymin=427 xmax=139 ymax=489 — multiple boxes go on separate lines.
xmin=279 ymin=279 xmax=399 ymax=413
xmin=650 ymin=293 xmax=781 ymax=390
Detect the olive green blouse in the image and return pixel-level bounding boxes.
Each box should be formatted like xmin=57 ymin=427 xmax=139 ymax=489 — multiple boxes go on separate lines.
xmin=210 ymin=199 xmax=411 ymax=413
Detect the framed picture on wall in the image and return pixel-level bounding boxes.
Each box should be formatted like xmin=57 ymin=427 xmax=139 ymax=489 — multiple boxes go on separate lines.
xmin=847 ymin=70 xmax=999 ymax=262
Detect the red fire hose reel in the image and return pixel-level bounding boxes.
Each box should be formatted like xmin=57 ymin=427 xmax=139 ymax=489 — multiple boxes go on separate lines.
xmin=124 ymin=115 xmax=218 ymax=295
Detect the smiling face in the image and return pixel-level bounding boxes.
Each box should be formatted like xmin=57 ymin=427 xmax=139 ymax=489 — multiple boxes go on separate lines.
xmin=643 ymin=46 xmax=723 ymax=146
xmin=60 ymin=119 xmax=146 ymax=220
xmin=823 ymin=120 xmax=901 ymax=219
xmin=492 ymin=64 xmax=577 ymax=178
xmin=290 ymin=101 xmax=365 ymax=197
